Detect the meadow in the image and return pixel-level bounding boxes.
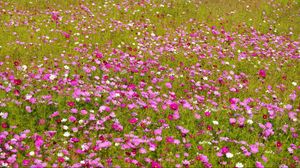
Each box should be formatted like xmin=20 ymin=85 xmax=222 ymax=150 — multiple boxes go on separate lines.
xmin=0 ymin=0 xmax=299 ymax=167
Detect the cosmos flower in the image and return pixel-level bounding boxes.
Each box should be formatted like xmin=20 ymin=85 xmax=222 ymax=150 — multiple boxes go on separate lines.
xmin=225 ymin=152 xmax=233 ymax=158
xmin=13 ymin=79 xmax=22 ymax=85
xmin=63 ymin=132 xmax=70 ymax=137
xmin=235 ymin=162 xmax=244 ymax=168
xmin=255 ymin=161 xmax=264 ymax=168
xmin=258 ymin=69 xmax=266 ymax=78
xmin=170 ymin=102 xmax=179 ymax=111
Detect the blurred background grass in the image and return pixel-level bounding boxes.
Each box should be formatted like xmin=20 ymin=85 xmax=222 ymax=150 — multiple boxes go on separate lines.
xmin=1 ymin=0 xmax=299 ymax=61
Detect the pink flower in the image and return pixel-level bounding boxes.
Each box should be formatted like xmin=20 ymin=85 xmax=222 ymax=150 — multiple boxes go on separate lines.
xmin=81 ymin=110 xmax=88 ymax=115
xmin=13 ymin=79 xmax=22 ymax=86
xmin=151 ymin=161 xmax=162 ymax=168
xmin=112 ymin=122 xmax=123 ymax=131
xmin=237 ymin=117 xmax=245 ymax=127
xmin=139 ymin=148 xmax=147 ymax=154
xmin=58 ymin=157 xmax=65 ymax=163
xmin=221 ymin=146 xmax=229 ymax=154
xmin=7 ymin=155 xmax=16 ymax=164
xmin=250 ymin=144 xmax=259 ymax=154
xmin=71 ymin=108 xmax=78 ymax=113
xmin=170 ymin=102 xmax=178 ymax=111
xmin=262 ymin=155 xmax=268 ymax=162
xmin=168 ymin=114 xmax=174 ymax=120
xmin=67 ymin=101 xmax=75 ymax=107
xmin=26 ymin=106 xmax=32 ymax=113
xmin=22 ymin=159 xmax=30 ymax=166
xmin=194 ymin=113 xmax=201 ymax=119
xmin=255 ymin=161 xmax=264 ymax=168
xmin=129 ymin=118 xmax=138 ymax=124
xmin=204 ymin=111 xmax=211 ymax=117
xmin=165 ymin=82 xmax=172 ymax=89
xmin=62 ymin=32 xmax=70 ymax=39
xmin=51 ymin=11 xmax=59 ymax=23
xmin=258 ymin=69 xmax=266 ymax=78
xmin=69 ymin=116 xmax=76 ymax=122
xmin=35 ymin=136 xmax=44 ymax=149
xmin=173 ymin=111 xmax=180 ymax=120
xmin=216 ymin=151 xmax=223 ymax=157
xmin=166 ymin=136 xmax=174 ymax=143
xmin=50 ymin=111 xmax=59 ymax=118
xmin=154 ymin=128 xmax=162 ymax=135
xmin=229 ymin=118 xmax=236 ymax=124
xmin=289 ymin=91 xmax=296 ymax=101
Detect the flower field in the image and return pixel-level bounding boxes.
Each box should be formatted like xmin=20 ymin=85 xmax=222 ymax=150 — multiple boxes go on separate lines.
xmin=0 ymin=0 xmax=299 ymax=167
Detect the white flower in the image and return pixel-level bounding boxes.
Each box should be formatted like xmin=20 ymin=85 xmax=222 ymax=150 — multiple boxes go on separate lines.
xmin=1 ymin=162 xmax=8 ymax=167
xmin=79 ymin=120 xmax=84 ymax=124
xmin=64 ymin=65 xmax=70 ymax=70
xmin=25 ymin=94 xmax=32 ymax=100
xmin=203 ymin=76 xmax=208 ymax=80
xmin=247 ymin=119 xmax=253 ymax=125
xmin=63 ymin=125 xmax=68 ymax=130
xmin=226 ymin=152 xmax=233 ymax=158
xmin=64 ymin=156 xmax=69 ymax=161
xmin=63 ymin=132 xmax=70 ymax=137
xmin=61 ymin=118 xmax=67 ymax=122
xmin=22 ymin=65 xmax=27 ymax=71
xmin=49 ymin=74 xmax=57 ymax=80
xmin=236 ymin=162 xmax=244 ymax=168
xmin=292 ymin=82 xmax=297 ymax=86
xmin=57 ymin=153 xmax=63 ymax=157
xmin=212 ymin=120 xmax=219 ymax=125
xmin=29 ymin=151 xmax=35 ymax=156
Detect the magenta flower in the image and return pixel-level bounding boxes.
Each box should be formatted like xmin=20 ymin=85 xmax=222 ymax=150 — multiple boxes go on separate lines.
xmin=35 ymin=136 xmax=44 ymax=149
xmin=62 ymin=32 xmax=70 ymax=39
xmin=166 ymin=136 xmax=174 ymax=143
xmin=258 ymin=69 xmax=266 ymax=78
xmin=221 ymin=146 xmax=230 ymax=154
xmin=204 ymin=111 xmax=211 ymax=117
xmin=170 ymin=102 xmax=178 ymax=111
xmin=129 ymin=118 xmax=138 ymax=124
xmin=22 ymin=159 xmax=30 ymax=166
xmin=13 ymin=79 xmax=22 ymax=86
xmin=151 ymin=161 xmax=162 ymax=168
